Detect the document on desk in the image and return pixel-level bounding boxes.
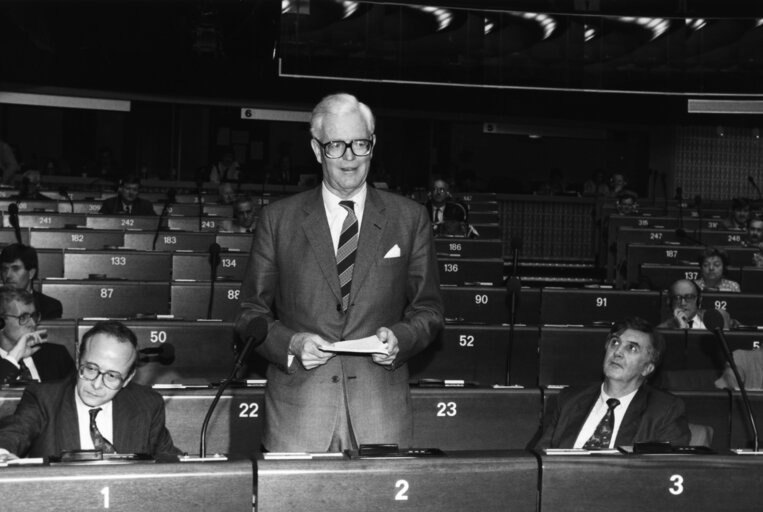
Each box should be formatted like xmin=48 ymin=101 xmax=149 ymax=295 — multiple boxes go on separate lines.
xmin=320 ymin=335 xmax=390 ymax=355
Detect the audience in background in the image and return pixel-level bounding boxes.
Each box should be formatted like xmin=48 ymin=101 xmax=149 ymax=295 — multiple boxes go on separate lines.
xmin=659 ymin=279 xmax=737 ymax=330
xmin=723 ymin=197 xmax=751 ymax=231
xmin=741 ymin=217 xmax=763 ymax=267
xmin=695 ymin=247 xmax=740 ymax=292
xmin=714 ymin=348 xmax=763 ymax=391
xmin=99 ymin=175 xmax=156 ymax=216
xmin=425 ymin=178 xmax=473 ymax=237
xmin=582 ymin=169 xmax=610 ymax=197
xmin=217 ymin=181 xmax=237 ymax=205
xmin=536 ymin=317 xmax=690 ymax=449
xmin=614 ymin=190 xmax=639 ymax=216
xmin=608 ymin=172 xmax=628 ymax=197
xmin=0 ymin=244 xmax=62 ymax=321
xmin=0 ymin=287 xmax=73 ymax=385
xmin=228 ymin=195 xmax=257 ymax=233
xmin=209 ymin=147 xmax=240 ymax=184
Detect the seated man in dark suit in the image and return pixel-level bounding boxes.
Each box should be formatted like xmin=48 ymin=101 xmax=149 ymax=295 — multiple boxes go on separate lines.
xmin=658 ymin=279 xmax=737 ymax=330
xmin=536 ymin=317 xmax=690 ymax=449
xmin=425 ymin=178 xmax=475 ymax=237
xmin=0 ymin=320 xmax=181 ymax=460
xmin=99 ymin=175 xmax=156 ymax=216
xmin=1 ymin=244 xmax=62 ymax=320
xmin=0 ymin=287 xmax=74 ymax=385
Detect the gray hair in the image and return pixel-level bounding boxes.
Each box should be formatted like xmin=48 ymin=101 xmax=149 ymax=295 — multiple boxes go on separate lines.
xmin=309 ymin=93 xmax=375 ymax=140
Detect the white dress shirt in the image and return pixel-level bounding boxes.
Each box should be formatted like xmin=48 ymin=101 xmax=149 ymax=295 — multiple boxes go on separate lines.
xmin=75 ymin=391 xmax=115 ymax=450
xmin=322 ymin=182 xmax=367 ymax=254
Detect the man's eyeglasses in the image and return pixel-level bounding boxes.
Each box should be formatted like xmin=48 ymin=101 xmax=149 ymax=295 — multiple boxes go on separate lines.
xmin=78 ymin=363 xmax=127 ymax=390
xmin=314 ymin=138 xmax=373 ymax=159
xmin=671 ymin=293 xmax=697 ymax=303
xmin=3 ymin=311 xmax=41 ymax=326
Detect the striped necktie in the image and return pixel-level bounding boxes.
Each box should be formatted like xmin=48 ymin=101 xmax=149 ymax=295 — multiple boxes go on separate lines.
xmin=337 ymin=200 xmax=358 ymax=312
xmin=89 ymin=408 xmax=117 ymax=454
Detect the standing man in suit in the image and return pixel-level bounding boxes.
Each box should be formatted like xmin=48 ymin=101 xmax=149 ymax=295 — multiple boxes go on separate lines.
xmin=0 ymin=320 xmax=181 ymax=459
xmin=236 ymin=93 xmax=443 ymax=452
xmin=536 ymin=317 xmax=690 ymax=449
xmin=99 ymin=175 xmax=157 ymax=216
xmin=0 ymin=287 xmax=73 ymax=385
xmin=1 ymin=244 xmax=62 ymax=320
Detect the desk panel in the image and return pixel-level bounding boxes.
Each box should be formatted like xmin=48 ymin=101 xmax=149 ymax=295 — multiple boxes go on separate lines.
xmin=540 ymin=288 xmax=662 ymax=325
xmin=434 ymin=238 xmax=502 ymax=259
xmin=408 ymin=325 xmax=539 ymax=387
xmin=64 ymin=250 xmax=172 ymax=280
xmin=66 ymin=200 xmax=109 ymax=214
xmin=0 ymin=460 xmax=253 ymax=512
xmin=441 ymin=286 xmax=540 ymax=325
xmin=172 ymin=252 xmax=249 ymax=281
xmin=86 ymin=215 xmax=160 ymax=231
xmin=30 ymin=229 xmax=124 ymax=250
xmin=168 ymin=217 xmax=228 ymax=232
xmin=216 ymin=233 xmax=253 ymax=252
xmin=37 ymin=249 xmax=64 ymax=279
xmin=541 ymin=454 xmax=763 ymax=512
xmin=41 ymin=280 xmax=170 ymax=318
xmin=438 ymin=257 xmax=503 ymax=287
xmin=471 ymin=223 xmax=501 ymax=239
xmin=539 ymin=327 xmax=609 ymax=386
xmin=170 ymin=281 xmax=241 ymax=321
xmin=701 ymin=292 xmax=763 ymax=326
xmin=122 ymin=231 xmax=216 ymax=252
xmin=4 ymin=212 xmax=86 ymax=229
xmin=256 ymin=450 xmax=537 ymax=512
xmin=412 ymin=388 xmax=540 ymax=450
xmin=730 ymin=391 xmax=763 ymax=450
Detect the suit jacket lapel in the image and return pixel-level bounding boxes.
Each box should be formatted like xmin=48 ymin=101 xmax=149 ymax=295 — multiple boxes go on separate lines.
xmin=558 ymin=386 xmax=598 ymax=447
xmin=301 ymin=188 xmax=343 ymax=303
xmin=351 ymin=188 xmax=385 ymax=296
xmin=112 ymin=386 xmax=137 ymax=451
xmin=615 ymin=387 xmax=647 ymax=445
xmin=58 ymin=379 xmax=81 ymax=451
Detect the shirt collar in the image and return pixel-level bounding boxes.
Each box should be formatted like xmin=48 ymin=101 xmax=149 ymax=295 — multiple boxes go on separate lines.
xmin=322 ymin=182 xmax=367 ymax=220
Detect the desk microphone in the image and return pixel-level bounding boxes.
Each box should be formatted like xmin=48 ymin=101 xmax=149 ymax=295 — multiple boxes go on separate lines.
xmin=59 ymin=186 xmax=75 ymax=213
xmin=152 ymin=189 xmax=176 ymax=250
xmin=705 ymin=308 xmax=759 ymax=452
xmin=749 ymin=176 xmax=763 ymax=202
xmin=8 ymin=203 xmax=21 ymax=244
xmin=207 ymin=243 xmax=221 ymax=319
xmin=139 ymin=344 xmax=175 ymax=365
xmin=199 ymin=316 xmax=268 ymax=457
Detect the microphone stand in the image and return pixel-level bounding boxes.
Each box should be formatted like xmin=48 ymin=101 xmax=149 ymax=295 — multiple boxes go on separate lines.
xmin=695 ymin=195 xmax=703 ymax=245
xmin=505 ymin=236 xmax=522 ymax=385
xmin=152 ymin=191 xmax=175 ymax=251
xmin=207 ymin=244 xmax=221 ymax=319
xmin=676 ymin=187 xmax=684 ymax=231
xmin=196 ymin=180 xmax=204 ymax=232
xmin=712 ymin=324 xmax=759 ymax=452
xmin=199 ymin=319 xmax=266 ymax=457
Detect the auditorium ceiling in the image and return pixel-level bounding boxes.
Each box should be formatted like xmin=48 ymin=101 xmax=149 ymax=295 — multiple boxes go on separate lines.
xmin=1 ymin=0 xmax=763 ymax=121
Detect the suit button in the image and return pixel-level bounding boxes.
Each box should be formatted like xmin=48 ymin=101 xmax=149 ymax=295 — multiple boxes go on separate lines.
xmin=336 ymin=303 xmax=342 ymax=312
xmin=331 ymin=376 xmax=340 ymax=383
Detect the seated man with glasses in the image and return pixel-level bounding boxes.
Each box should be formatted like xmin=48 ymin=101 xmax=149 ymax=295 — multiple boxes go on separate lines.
xmin=658 ymin=279 xmax=737 ymax=330
xmin=536 ymin=317 xmax=690 ymax=450
xmin=0 ymin=287 xmax=73 ymax=385
xmin=0 ymin=320 xmax=181 ymax=460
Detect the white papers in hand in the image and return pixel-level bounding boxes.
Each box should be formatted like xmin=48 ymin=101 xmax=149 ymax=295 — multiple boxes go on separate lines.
xmin=320 ymin=335 xmax=389 ymax=355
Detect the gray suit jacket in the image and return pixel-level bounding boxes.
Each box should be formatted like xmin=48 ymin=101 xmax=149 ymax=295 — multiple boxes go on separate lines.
xmin=236 ymin=186 xmax=444 ymax=451
xmin=0 ymin=376 xmax=181 ymax=458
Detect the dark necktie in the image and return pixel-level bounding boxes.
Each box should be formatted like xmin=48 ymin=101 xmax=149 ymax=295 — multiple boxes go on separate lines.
xmin=583 ymin=398 xmax=620 ymax=449
xmin=337 ymin=201 xmax=358 ymax=312
xmin=89 ymin=408 xmax=117 ymax=454
xmin=16 ymin=358 xmax=33 ymax=382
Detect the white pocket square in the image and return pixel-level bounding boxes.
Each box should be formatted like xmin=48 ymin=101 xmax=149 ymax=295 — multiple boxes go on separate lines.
xmin=384 ymin=244 xmax=401 ymax=258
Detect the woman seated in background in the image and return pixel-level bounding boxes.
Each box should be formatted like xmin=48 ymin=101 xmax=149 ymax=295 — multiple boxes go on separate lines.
xmin=695 ymin=247 xmax=741 ymax=292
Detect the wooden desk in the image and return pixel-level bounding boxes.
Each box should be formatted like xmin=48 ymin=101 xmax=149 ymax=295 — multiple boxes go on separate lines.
xmin=0 ymin=460 xmax=253 ymax=512
xmin=256 ymin=450 xmax=537 ymax=512
xmin=540 ymin=453 xmax=763 ymax=512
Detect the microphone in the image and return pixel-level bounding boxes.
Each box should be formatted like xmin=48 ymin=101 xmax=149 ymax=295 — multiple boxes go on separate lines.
xmin=139 ymin=344 xmax=175 ymax=365
xmin=199 ymin=316 xmax=268 ymax=458
xmin=8 ymin=203 xmax=21 ymax=244
xmin=207 ymin=243 xmax=222 ymax=319
xmin=749 ymin=176 xmax=763 ymax=202
xmin=59 ymin=186 xmax=74 ymax=213
xmin=151 ymin=189 xmax=175 ymax=250
xmin=705 ymin=309 xmax=759 ymax=452
xmin=675 ymin=186 xmax=684 ymax=230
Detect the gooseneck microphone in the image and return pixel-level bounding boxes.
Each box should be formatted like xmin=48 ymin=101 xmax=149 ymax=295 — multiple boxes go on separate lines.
xmin=705 ymin=309 xmax=759 ymax=452
xmin=749 ymin=176 xmax=763 ymax=202
xmin=207 ymin=243 xmax=222 ymax=319
xmin=8 ymin=203 xmax=21 ymax=244
xmin=152 ymin=189 xmax=176 ymax=250
xmin=675 ymin=186 xmax=684 ymax=230
xmin=199 ymin=316 xmax=268 ymax=457
xmin=59 ymin=186 xmax=75 ymax=213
